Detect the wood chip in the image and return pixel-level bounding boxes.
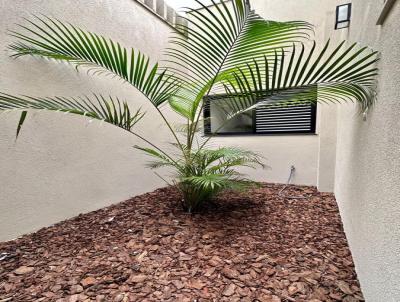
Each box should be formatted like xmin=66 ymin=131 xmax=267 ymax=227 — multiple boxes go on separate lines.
xmin=14 ymin=266 xmax=34 ymax=275
xmin=80 ymin=277 xmax=96 ymax=287
xmin=0 ymin=184 xmax=364 ymax=301
xmin=222 ymin=283 xmax=236 ymax=296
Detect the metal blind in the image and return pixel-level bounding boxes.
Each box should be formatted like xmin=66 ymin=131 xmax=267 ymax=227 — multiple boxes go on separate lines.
xmin=255 ymin=103 xmax=316 ymax=134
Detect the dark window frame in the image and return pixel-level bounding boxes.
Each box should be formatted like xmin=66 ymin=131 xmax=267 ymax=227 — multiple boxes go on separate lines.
xmin=203 ymin=96 xmax=317 ymax=136
xmin=335 ymin=3 xmax=352 ymax=30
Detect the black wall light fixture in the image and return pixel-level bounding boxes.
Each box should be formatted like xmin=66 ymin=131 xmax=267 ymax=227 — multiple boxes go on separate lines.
xmin=335 ymin=3 xmax=352 ymax=29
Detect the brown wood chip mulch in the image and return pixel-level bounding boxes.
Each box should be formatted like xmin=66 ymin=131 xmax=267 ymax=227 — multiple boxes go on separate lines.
xmin=0 ymin=184 xmax=363 ymax=302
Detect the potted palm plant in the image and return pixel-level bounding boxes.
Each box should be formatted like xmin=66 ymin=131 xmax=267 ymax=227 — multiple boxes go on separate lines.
xmin=0 ymin=0 xmax=378 ymax=212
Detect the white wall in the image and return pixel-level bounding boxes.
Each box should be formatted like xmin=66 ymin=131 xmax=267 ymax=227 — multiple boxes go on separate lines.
xmin=247 ymin=0 xmax=340 ymax=189
xmin=192 ymin=0 xmax=329 ymax=186
xmin=0 ymin=0 xmax=179 ymax=241
xmin=0 ymin=0 xmax=346 ymax=241
xmin=334 ymin=0 xmax=400 ymax=300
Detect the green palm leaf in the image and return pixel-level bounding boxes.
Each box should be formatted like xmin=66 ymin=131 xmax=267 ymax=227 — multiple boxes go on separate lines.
xmin=0 ymin=1 xmax=380 ymax=213
xmin=165 ymin=0 xmax=312 ymax=118
xmin=8 ymin=16 xmax=178 ymax=107
xmin=193 ymin=147 xmax=265 ymax=169
xmin=134 ymin=145 xmax=182 ymax=170
xmin=219 ymin=40 xmax=378 ymax=115
xmin=0 ymin=93 xmax=145 ymax=134
xmin=183 ymin=174 xmax=235 ymax=190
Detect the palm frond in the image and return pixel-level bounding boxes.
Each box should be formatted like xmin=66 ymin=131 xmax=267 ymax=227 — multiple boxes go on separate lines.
xmin=16 ymin=110 xmax=28 ymax=138
xmin=194 ymin=147 xmax=265 ymax=169
xmin=8 ymin=16 xmax=179 ymax=107
xmin=219 ymin=40 xmax=379 ymax=115
xmin=183 ymin=173 xmax=235 ymax=190
xmin=182 ymin=173 xmax=255 ymax=193
xmin=168 ymin=0 xmax=311 ymax=77
xmin=0 ymin=93 xmax=145 ymax=134
xmin=165 ymin=0 xmax=312 ymax=117
xmin=134 ymin=145 xmax=182 ymax=170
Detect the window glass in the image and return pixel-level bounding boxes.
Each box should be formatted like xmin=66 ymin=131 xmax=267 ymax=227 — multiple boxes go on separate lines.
xmin=336 ymin=21 xmax=350 ymax=29
xmin=337 ymin=5 xmax=349 ymax=22
xmin=205 ymin=97 xmax=317 ymax=136
xmin=209 ymin=99 xmax=253 ymax=133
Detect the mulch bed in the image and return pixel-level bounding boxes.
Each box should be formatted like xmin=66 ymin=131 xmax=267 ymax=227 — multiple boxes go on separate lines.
xmin=0 ymin=183 xmax=363 ymax=302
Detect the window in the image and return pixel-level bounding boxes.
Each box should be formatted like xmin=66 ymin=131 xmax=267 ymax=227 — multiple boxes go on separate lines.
xmin=335 ymin=3 xmax=352 ymax=29
xmin=166 ymin=6 xmax=175 ymax=24
xmin=175 ymin=15 xmax=189 ymax=36
xmin=144 ymin=0 xmax=154 ymax=10
xmin=204 ymin=96 xmax=317 ymax=135
xmin=156 ymin=0 xmax=165 ymax=17
xmin=136 ymin=0 xmax=186 ymax=36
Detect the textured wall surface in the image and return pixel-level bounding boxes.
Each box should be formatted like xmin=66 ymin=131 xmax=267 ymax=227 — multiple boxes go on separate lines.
xmin=0 ymin=0 xmax=340 ymax=241
xmin=251 ymin=0 xmax=341 ymax=191
xmin=0 ymin=0 xmax=179 ymax=241
xmin=0 ymin=0 xmax=353 ymax=241
xmin=334 ymin=0 xmax=400 ymax=300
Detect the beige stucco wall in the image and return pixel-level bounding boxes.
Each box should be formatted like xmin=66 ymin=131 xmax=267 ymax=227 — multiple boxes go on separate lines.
xmin=0 ymin=0 xmax=180 ymax=241
xmin=249 ymin=0 xmax=341 ymax=190
xmin=191 ymin=0 xmax=330 ymax=186
xmin=334 ymin=0 xmax=400 ymax=300
xmin=0 ymin=0 xmax=340 ymax=241
xmin=0 ymin=0 xmax=348 ymax=241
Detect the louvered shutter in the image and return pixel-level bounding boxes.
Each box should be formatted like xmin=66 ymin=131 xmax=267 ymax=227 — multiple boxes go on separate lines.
xmin=203 ymin=97 xmax=317 ymax=135
xmin=255 ymin=103 xmax=317 ymax=134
